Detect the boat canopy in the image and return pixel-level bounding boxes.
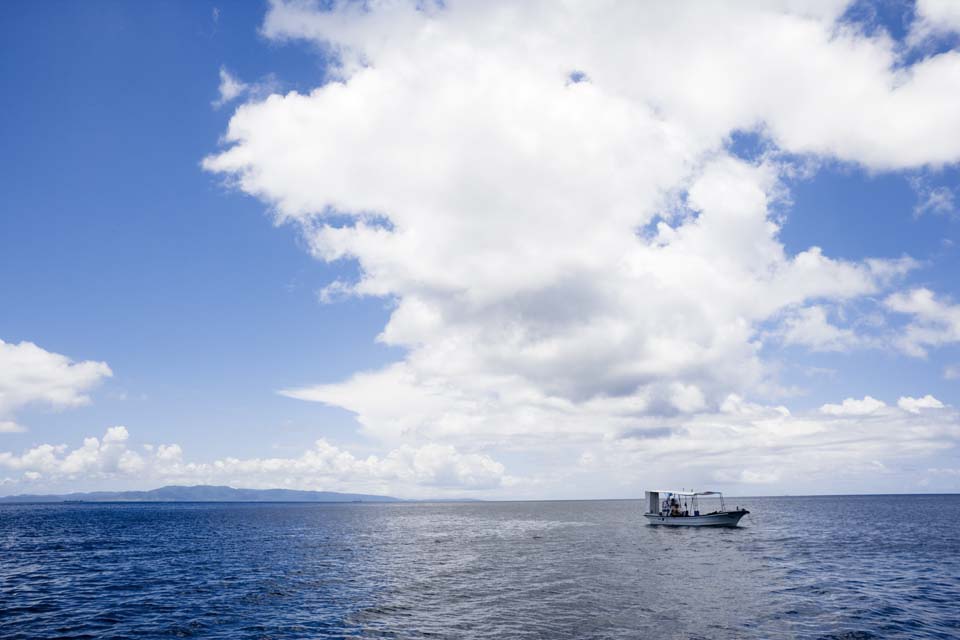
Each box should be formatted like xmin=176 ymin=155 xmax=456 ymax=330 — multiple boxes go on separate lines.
xmin=650 ymin=490 xmax=722 ymax=496
xmin=645 ymin=489 xmax=730 ymax=516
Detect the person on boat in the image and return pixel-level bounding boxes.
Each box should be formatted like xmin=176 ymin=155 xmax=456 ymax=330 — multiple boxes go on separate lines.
xmin=669 ymin=498 xmax=681 ymax=517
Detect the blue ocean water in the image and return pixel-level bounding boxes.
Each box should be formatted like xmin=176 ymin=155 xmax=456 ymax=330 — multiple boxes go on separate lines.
xmin=1 ymin=495 xmax=958 ymax=639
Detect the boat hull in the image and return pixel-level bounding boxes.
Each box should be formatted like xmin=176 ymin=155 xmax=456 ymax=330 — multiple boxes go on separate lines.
xmin=644 ymin=510 xmax=748 ymax=527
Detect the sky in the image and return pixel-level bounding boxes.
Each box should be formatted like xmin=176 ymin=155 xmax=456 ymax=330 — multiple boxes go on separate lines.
xmin=2 ymin=0 xmax=960 ymax=499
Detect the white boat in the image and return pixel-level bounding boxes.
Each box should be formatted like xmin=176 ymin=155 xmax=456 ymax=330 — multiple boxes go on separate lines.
xmin=643 ymin=489 xmax=748 ymax=527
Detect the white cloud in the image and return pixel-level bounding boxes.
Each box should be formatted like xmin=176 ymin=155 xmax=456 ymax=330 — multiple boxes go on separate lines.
xmin=578 ymin=394 xmax=960 ymax=494
xmin=278 ymin=363 xmax=960 ymax=505
xmin=0 ymin=339 xmax=112 ymax=431
xmin=252 ymin=1 xmax=960 ymax=171
xmin=916 ymin=0 xmax=960 ymax=29
xmin=0 ymin=427 xmax=508 ymax=497
xmin=273 ymin=154 xmax=911 ymax=443
xmin=916 ymin=186 xmax=955 ymax=218
xmin=199 ymin=2 xmax=960 ymax=489
xmin=213 ymin=67 xmax=250 ymax=108
xmin=910 ymin=176 xmax=956 ymax=218
xmin=910 ymin=0 xmax=960 ymax=45
xmin=885 ymin=288 xmax=960 ymax=357
xmin=596 ymin=398 xmax=957 ymax=494
xmin=778 ymin=305 xmax=861 ymax=352
xmin=3 ymin=399 xmax=959 ymax=496
xmin=0 ymin=421 xmax=25 ymax=434
xmin=820 ymin=396 xmax=887 ymax=416
xmin=0 ymin=426 xmax=142 ymax=476
xmin=898 ymin=394 xmax=945 ymax=413
xmin=669 ymin=383 xmax=706 ymax=413
xmin=212 ymin=67 xmax=284 ymax=110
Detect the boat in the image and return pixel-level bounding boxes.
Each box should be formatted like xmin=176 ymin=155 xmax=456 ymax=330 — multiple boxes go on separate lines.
xmin=643 ymin=489 xmax=748 ymax=527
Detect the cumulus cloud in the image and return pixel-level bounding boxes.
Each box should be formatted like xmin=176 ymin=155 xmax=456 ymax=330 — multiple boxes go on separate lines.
xmin=251 ymin=0 xmax=960 ymax=170
xmin=0 ymin=339 xmax=112 ymax=431
xmin=4 ymin=398 xmax=958 ymax=496
xmin=0 ymin=427 xmax=508 ymax=496
xmin=778 ymin=305 xmax=861 ymax=352
xmin=208 ymin=1 xmax=944 ymax=444
xmin=0 ymin=421 xmax=25 ymax=434
xmin=199 ymin=2 xmax=960 ymax=491
xmin=819 ymin=395 xmax=947 ymax=418
xmin=820 ymin=396 xmax=887 ymax=416
xmin=885 ymin=288 xmax=960 ymax=356
xmin=910 ymin=0 xmax=960 ymax=45
xmin=560 ymin=393 xmax=960 ymax=494
xmin=898 ymin=394 xmax=945 ymax=413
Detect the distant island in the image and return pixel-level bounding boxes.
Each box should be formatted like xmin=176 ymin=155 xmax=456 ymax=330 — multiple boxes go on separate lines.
xmin=0 ymin=484 xmax=401 ymax=503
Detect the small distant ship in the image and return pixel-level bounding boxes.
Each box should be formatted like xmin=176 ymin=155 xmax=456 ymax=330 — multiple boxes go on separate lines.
xmin=643 ymin=489 xmax=749 ymax=527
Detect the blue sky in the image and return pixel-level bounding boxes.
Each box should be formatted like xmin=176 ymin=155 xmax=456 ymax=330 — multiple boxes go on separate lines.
xmin=1 ymin=1 xmax=397 ymax=458
xmin=2 ymin=1 xmax=960 ymax=497
xmin=773 ymin=162 xmax=960 ymax=408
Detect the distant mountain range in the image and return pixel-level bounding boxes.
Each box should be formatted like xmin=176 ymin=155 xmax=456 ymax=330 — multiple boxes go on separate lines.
xmin=0 ymin=484 xmax=401 ymax=503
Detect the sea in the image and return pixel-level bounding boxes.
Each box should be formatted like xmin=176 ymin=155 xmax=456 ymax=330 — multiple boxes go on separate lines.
xmin=1 ymin=495 xmax=958 ymax=639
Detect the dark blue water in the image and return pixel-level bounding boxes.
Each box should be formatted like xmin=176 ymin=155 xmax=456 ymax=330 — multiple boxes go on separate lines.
xmin=1 ymin=496 xmax=958 ymax=639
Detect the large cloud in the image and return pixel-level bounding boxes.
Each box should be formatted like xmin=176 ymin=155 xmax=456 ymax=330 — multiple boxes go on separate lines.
xmin=2 ymin=398 xmax=957 ymax=496
xmin=248 ymin=0 xmax=960 ymax=172
xmin=576 ymin=393 xmax=960 ymax=495
xmin=202 ymin=2 xmax=960 ymax=487
xmin=0 ymin=339 xmax=112 ymax=432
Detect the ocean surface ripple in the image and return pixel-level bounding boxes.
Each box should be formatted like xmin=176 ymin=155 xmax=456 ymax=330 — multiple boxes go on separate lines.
xmin=2 ymin=495 xmax=959 ymax=639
